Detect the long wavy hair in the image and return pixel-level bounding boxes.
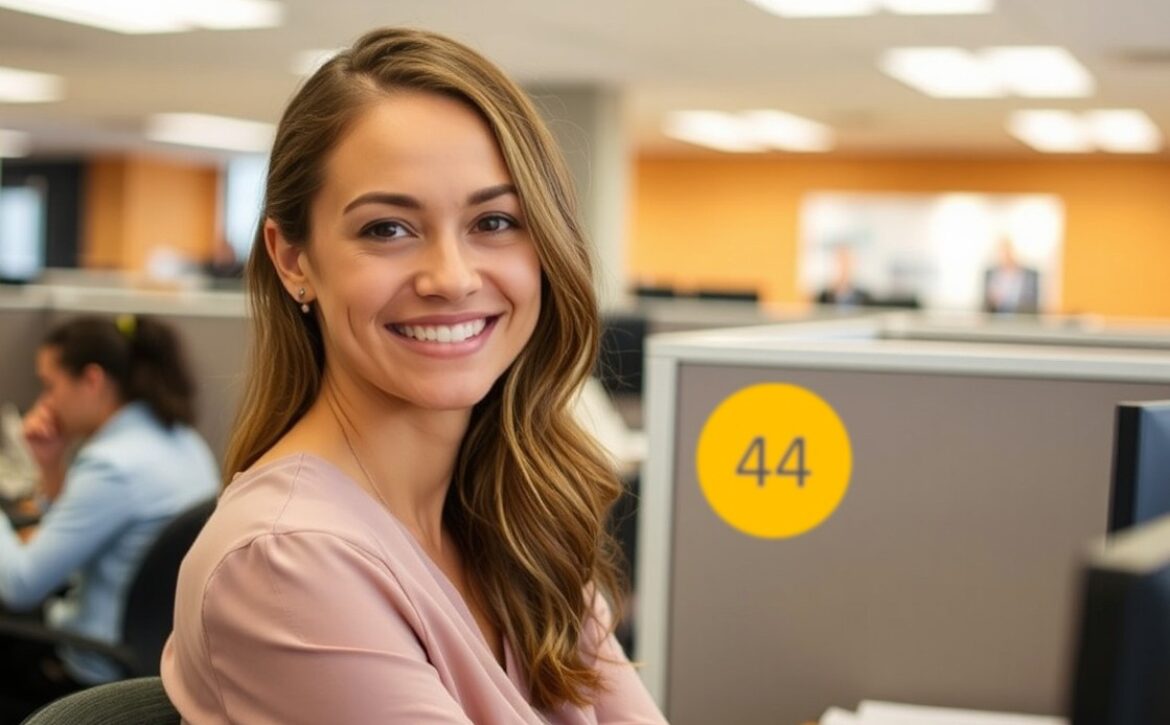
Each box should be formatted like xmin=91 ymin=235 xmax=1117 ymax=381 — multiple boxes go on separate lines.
xmin=224 ymin=27 xmax=625 ymax=709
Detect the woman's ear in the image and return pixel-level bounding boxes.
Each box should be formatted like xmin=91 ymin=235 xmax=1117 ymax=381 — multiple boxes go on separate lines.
xmin=265 ymin=218 xmax=315 ymax=302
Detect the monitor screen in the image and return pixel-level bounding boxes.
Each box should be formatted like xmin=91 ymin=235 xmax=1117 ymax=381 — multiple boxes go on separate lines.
xmin=0 ymin=186 xmax=45 ymax=283
xmin=1109 ymin=400 xmax=1170 ymax=532
xmin=1068 ymin=513 xmax=1170 ymax=725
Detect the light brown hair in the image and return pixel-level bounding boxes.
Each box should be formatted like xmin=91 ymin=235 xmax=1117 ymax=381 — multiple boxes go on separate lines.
xmin=225 ymin=27 xmax=625 ymax=709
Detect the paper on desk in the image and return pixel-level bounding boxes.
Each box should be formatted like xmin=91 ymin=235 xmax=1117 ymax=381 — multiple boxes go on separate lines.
xmin=0 ymin=403 xmax=36 ymax=500
xmin=820 ymin=706 xmax=861 ymax=725
xmin=855 ymin=700 xmax=1067 ymax=725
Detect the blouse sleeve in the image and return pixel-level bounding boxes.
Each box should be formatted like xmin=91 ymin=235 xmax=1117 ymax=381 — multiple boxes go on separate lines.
xmin=193 ymin=530 xmax=475 ymax=725
xmin=584 ymin=593 xmax=670 ymax=724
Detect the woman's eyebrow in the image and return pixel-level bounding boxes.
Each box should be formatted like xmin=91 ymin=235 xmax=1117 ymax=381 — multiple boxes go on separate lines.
xmin=342 ymin=183 xmax=516 ymax=215
xmin=467 ymin=183 xmax=516 ymax=206
xmin=343 ymin=192 xmax=422 ymax=214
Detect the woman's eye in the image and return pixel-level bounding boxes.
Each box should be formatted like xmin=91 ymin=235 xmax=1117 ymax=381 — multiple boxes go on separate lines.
xmin=362 ymin=220 xmax=410 ymax=240
xmin=474 ymin=215 xmax=516 ymax=233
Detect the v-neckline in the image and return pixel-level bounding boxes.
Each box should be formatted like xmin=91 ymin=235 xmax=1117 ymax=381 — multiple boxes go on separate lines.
xmin=293 ymin=453 xmax=516 ymax=676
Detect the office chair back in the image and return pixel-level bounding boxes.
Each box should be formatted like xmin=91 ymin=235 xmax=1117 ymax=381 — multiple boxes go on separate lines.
xmin=120 ymin=498 xmax=216 ymax=677
xmin=21 ymin=676 xmax=179 ymax=725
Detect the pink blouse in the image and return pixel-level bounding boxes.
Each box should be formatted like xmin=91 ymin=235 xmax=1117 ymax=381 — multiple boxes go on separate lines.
xmin=161 ymin=454 xmax=666 ymax=724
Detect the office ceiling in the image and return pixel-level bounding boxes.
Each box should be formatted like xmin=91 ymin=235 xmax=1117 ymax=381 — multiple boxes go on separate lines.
xmin=0 ymin=0 xmax=1168 ymax=159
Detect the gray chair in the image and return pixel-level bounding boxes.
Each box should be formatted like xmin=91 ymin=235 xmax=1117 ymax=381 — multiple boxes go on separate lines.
xmin=0 ymin=498 xmax=216 ymax=677
xmin=21 ymin=676 xmax=179 ymax=724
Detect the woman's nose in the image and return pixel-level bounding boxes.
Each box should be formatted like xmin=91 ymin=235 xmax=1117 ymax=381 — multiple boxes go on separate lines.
xmin=414 ymin=235 xmax=482 ymax=301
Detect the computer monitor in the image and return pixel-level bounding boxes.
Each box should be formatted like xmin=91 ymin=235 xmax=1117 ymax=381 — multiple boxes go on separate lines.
xmin=1108 ymin=400 xmax=1170 ymax=532
xmin=1068 ymin=512 xmax=1170 ymax=725
xmin=0 ymin=186 xmax=46 ymax=284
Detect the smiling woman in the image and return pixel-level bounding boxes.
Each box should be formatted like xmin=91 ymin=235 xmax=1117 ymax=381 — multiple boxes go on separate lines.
xmin=160 ymin=27 xmax=667 ymax=725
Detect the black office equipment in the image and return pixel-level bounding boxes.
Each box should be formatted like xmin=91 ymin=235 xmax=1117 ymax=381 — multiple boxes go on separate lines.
xmin=597 ymin=313 xmax=648 ymax=397
xmin=694 ymin=288 xmax=759 ymax=303
xmin=1108 ymin=400 xmax=1170 ymax=532
xmin=1068 ymin=513 xmax=1170 ymax=725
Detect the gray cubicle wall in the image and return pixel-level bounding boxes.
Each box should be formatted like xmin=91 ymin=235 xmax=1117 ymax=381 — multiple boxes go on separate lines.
xmin=0 ymin=297 xmax=48 ymax=412
xmin=44 ymin=295 xmax=249 ymax=463
xmin=0 ymin=288 xmax=248 ymax=465
xmin=637 ymin=332 xmax=1170 ymax=725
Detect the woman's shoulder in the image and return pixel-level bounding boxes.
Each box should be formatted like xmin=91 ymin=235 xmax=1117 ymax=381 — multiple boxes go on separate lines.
xmin=197 ymin=453 xmax=401 ymax=570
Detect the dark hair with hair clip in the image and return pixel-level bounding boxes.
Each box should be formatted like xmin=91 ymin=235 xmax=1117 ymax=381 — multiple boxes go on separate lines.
xmin=43 ymin=315 xmax=197 ymax=428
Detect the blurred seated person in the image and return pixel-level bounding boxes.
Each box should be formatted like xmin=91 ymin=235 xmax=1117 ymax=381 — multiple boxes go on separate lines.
xmin=816 ymin=246 xmax=872 ymax=307
xmin=982 ymin=238 xmax=1040 ymax=315
xmin=204 ymin=238 xmax=245 ymax=283
xmin=0 ymin=315 xmax=219 ymax=720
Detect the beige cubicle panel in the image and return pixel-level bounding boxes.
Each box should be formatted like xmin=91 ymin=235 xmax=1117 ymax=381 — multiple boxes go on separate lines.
xmin=1 ymin=286 xmax=248 ymax=464
xmin=635 ymin=324 xmax=1170 ymax=725
xmin=0 ymin=293 xmax=48 ymax=412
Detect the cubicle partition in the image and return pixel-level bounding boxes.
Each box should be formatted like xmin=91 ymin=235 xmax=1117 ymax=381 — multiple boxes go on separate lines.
xmin=0 ymin=288 xmax=51 ymax=412
xmin=1 ymin=285 xmax=248 ymax=461
xmin=635 ymin=319 xmax=1170 ymax=724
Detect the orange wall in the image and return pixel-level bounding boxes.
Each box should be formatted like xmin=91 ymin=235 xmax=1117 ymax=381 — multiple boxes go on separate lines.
xmin=629 ymin=156 xmax=1170 ymax=318
xmin=82 ymin=155 xmax=218 ymax=271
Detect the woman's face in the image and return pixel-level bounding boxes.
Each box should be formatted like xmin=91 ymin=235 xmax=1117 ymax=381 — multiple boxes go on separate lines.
xmin=270 ymin=91 xmax=543 ymax=412
xmin=34 ymin=346 xmax=104 ymax=437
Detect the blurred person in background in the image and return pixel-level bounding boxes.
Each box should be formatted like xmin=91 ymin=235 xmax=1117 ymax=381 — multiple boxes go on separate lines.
xmin=0 ymin=314 xmax=219 ymax=720
xmin=816 ymin=245 xmax=872 ymax=308
xmin=982 ymin=238 xmax=1040 ymax=315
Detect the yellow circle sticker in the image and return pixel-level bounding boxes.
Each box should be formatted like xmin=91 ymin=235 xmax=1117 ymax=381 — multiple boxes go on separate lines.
xmin=696 ymin=383 xmax=852 ymax=539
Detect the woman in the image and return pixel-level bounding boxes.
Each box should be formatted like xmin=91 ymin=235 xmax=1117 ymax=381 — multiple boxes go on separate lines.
xmin=0 ymin=315 xmax=219 ymax=718
xmin=163 ymin=27 xmax=666 ymax=724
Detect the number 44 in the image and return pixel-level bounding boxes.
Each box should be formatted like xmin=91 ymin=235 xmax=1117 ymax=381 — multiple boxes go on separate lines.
xmin=736 ymin=437 xmax=811 ymax=488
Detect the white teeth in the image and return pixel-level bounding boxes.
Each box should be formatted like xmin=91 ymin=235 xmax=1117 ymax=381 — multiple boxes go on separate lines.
xmin=394 ymin=318 xmax=488 ymax=344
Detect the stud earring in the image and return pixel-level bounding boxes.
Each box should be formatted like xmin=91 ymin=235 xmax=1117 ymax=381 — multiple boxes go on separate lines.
xmin=297 ymin=287 xmax=310 ymax=314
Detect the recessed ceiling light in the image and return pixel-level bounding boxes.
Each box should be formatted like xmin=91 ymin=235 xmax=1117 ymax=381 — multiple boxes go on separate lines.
xmin=0 ymin=129 xmax=32 ymax=158
xmin=982 ymin=46 xmax=1094 ymax=98
xmin=745 ymin=0 xmax=992 ymax=15
xmin=883 ymin=0 xmax=994 ymax=14
xmin=879 ymin=47 xmax=1002 ymax=98
xmin=0 ymin=0 xmax=284 ymax=34
xmin=741 ymin=110 xmax=835 ymax=152
xmin=147 ymin=113 xmax=275 ymax=153
xmin=880 ymin=46 xmax=1094 ymax=98
xmin=0 ymin=66 xmax=64 ymax=103
xmin=1007 ymin=110 xmax=1093 ymax=153
xmin=744 ymin=0 xmax=880 ymax=18
xmin=664 ymin=110 xmax=834 ymax=153
xmin=664 ymin=111 xmax=765 ymax=153
xmin=1085 ymin=109 xmax=1163 ymax=153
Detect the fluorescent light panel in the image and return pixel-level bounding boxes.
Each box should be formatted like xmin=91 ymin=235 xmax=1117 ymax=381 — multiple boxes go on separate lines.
xmin=0 ymin=0 xmax=283 ymax=34
xmin=0 ymin=129 xmax=32 ymax=158
xmin=0 ymin=66 xmax=64 ymax=103
xmin=744 ymin=0 xmax=880 ymax=17
xmin=664 ymin=110 xmax=834 ymax=153
xmin=147 ymin=113 xmax=275 ymax=153
xmin=880 ymin=47 xmax=1001 ymax=98
xmin=741 ymin=110 xmax=835 ymax=151
xmin=1007 ymin=110 xmax=1092 ymax=153
xmin=883 ymin=0 xmax=994 ymax=13
xmin=983 ymin=46 xmax=1094 ymax=97
xmin=664 ymin=111 xmax=765 ymax=153
xmin=745 ymin=0 xmax=992 ymax=16
xmin=881 ymin=45 xmax=1093 ymax=98
xmin=1007 ymin=109 xmax=1163 ymax=154
xmin=1086 ymin=109 xmax=1163 ymax=153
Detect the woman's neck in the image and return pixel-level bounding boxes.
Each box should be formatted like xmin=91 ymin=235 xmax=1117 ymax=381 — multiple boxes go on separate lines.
xmin=275 ymin=371 xmax=472 ymax=551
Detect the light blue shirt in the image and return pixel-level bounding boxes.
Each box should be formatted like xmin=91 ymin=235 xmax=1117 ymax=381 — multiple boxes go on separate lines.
xmin=0 ymin=401 xmax=219 ymax=683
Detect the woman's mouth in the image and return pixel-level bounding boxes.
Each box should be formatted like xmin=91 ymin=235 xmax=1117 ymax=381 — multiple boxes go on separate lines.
xmin=389 ymin=316 xmax=494 ymax=344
